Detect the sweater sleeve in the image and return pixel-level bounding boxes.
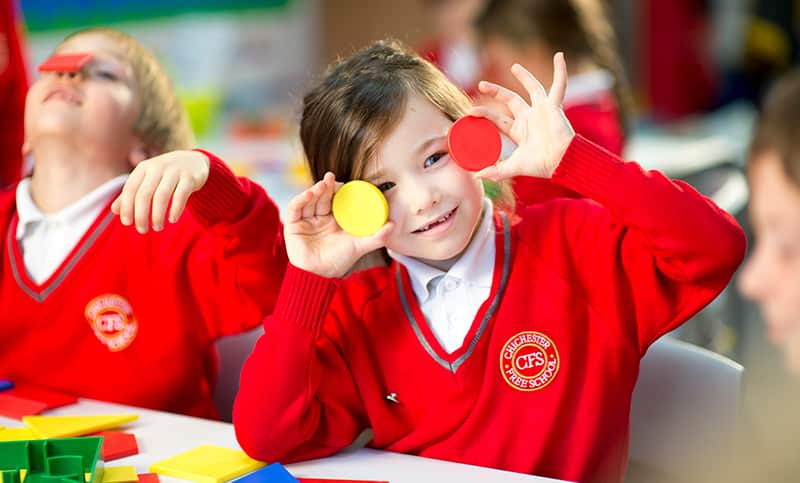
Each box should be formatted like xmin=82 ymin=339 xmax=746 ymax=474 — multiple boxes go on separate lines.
xmin=0 ymin=1 xmax=28 ymax=188
xmin=180 ymin=150 xmax=288 ymax=339
xmin=522 ymin=135 xmax=746 ymax=354
xmin=233 ymin=264 xmax=368 ymax=463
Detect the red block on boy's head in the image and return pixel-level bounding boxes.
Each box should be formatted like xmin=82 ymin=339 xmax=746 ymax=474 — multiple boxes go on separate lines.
xmin=37 ymin=52 xmax=94 ymax=73
xmin=448 ymin=115 xmax=502 ymax=171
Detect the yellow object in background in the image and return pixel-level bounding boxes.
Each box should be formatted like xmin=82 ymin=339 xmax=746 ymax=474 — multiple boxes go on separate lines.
xmin=0 ymin=427 xmax=37 ymax=441
xmin=332 ymin=181 xmax=389 ymax=237
xmin=150 ymin=445 xmax=265 ymax=483
xmin=101 ymin=467 xmax=138 ymax=483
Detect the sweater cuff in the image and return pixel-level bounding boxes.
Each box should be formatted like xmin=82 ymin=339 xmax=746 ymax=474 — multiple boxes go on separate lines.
xmin=274 ymin=264 xmax=339 ymax=333
xmin=551 ymin=135 xmax=625 ymax=201
xmin=188 ymin=148 xmax=249 ymax=226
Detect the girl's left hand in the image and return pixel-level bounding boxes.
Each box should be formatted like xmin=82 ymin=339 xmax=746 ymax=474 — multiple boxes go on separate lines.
xmin=111 ymin=150 xmax=210 ymax=233
xmin=471 ymin=53 xmax=575 ymax=181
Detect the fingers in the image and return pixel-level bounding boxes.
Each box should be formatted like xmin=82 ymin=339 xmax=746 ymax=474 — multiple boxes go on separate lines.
xmin=286 ymin=189 xmax=315 ymax=224
xmin=468 ymin=106 xmax=514 ymax=138
xmin=150 ymin=170 xmax=180 ymax=231
xmin=314 ymin=172 xmax=336 ymax=217
xmin=116 ymin=165 xmax=146 ymax=228
xmin=356 ymin=221 xmax=395 ymax=253
xmin=167 ymin=176 xmax=195 ymax=224
xmin=478 ymin=80 xmax=530 ymax=118
xmin=511 ymin=63 xmax=547 ymax=106
xmin=548 ymin=52 xmax=568 ymax=106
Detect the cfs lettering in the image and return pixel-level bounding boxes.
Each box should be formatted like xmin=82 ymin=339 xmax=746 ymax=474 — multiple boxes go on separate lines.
xmin=516 ymin=351 xmax=545 ymax=371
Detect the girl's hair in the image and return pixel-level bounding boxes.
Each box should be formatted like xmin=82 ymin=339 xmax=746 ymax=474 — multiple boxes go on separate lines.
xmin=476 ymin=0 xmax=633 ymax=134
xmin=300 ymin=39 xmax=515 ymax=211
xmin=749 ymin=69 xmax=800 ymax=186
xmin=61 ymin=27 xmax=194 ymax=155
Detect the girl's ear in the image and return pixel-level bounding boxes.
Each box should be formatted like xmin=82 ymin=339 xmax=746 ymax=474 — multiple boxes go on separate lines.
xmin=127 ymin=140 xmax=149 ymax=167
xmin=21 ymin=140 xmax=31 ymax=157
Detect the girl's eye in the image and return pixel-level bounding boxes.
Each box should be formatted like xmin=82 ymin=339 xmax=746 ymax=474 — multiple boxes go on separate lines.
xmin=376 ymin=182 xmax=395 ymax=193
xmin=424 ymin=152 xmax=446 ymax=168
xmin=95 ymin=70 xmax=119 ymax=81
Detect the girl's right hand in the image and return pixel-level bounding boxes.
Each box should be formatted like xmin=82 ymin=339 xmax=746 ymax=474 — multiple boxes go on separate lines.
xmin=285 ymin=172 xmax=394 ymax=278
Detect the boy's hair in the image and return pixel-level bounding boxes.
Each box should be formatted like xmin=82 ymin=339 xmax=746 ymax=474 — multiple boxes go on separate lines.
xmin=749 ymin=69 xmax=800 ymax=186
xmin=476 ymin=0 xmax=633 ymax=133
xmin=61 ymin=27 xmax=194 ymax=155
xmin=300 ymin=39 xmax=514 ymax=211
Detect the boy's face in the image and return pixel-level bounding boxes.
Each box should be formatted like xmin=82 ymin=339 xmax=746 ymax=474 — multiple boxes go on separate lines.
xmin=25 ymin=33 xmax=142 ymax=158
xmin=739 ymin=151 xmax=800 ymax=373
xmin=364 ymin=94 xmax=485 ymax=266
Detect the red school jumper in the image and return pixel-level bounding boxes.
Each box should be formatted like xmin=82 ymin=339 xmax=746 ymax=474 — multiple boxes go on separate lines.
xmin=233 ymin=136 xmax=745 ymax=482
xmin=514 ymin=91 xmax=625 ymax=207
xmin=0 ymin=0 xmax=28 ymax=187
xmin=0 ymin=153 xmax=287 ymax=418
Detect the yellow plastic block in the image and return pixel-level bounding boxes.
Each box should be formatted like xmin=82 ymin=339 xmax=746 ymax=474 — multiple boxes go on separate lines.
xmin=22 ymin=414 xmax=138 ymax=438
xmin=20 ymin=469 xmax=27 ymax=482
xmin=0 ymin=427 xmax=38 ymax=441
xmin=101 ymin=467 xmax=138 ymax=483
xmin=150 ymin=445 xmax=265 ymax=483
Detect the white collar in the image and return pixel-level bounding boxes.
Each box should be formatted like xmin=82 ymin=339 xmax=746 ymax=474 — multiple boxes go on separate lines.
xmin=564 ymin=69 xmax=615 ymax=107
xmin=16 ymin=175 xmax=129 ymax=239
xmin=389 ymin=199 xmax=496 ymax=301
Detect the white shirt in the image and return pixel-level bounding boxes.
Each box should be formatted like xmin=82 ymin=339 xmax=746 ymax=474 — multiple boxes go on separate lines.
xmin=15 ymin=175 xmax=128 ymax=284
xmin=563 ymin=69 xmax=615 ymax=107
xmin=389 ymin=199 xmax=496 ymax=354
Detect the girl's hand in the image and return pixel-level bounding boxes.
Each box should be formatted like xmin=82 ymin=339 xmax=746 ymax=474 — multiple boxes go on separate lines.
xmin=285 ymin=172 xmax=394 ymax=278
xmin=112 ymin=150 xmax=210 ymax=233
xmin=471 ymin=53 xmax=575 ymax=181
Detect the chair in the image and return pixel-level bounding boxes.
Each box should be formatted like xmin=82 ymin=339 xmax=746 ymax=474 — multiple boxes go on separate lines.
xmin=213 ymin=327 xmax=263 ymax=422
xmin=627 ymin=337 xmax=743 ymax=482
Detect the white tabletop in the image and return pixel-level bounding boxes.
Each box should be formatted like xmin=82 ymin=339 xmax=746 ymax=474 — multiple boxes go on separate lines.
xmin=0 ymin=398 xmax=567 ymax=483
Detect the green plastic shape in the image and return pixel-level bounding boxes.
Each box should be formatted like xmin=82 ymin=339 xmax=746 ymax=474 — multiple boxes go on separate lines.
xmin=0 ymin=437 xmax=104 ymax=483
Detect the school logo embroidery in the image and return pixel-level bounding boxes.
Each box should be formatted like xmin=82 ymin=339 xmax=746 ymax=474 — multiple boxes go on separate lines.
xmin=500 ymin=331 xmax=560 ymax=392
xmin=85 ymin=294 xmax=138 ymax=352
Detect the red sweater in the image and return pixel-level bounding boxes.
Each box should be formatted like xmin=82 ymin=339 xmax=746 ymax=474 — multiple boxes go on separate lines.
xmin=0 ymin=153 xmax=287 ymax=418
xmin=0 ymin=0 xmax=28 ymax=187
xmin=233 ymin=136 xmax=745 ymax=482
xmin=513 ymin=92 xmax=625 ymax=207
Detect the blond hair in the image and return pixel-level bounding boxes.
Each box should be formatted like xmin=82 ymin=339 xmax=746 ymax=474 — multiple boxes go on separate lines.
xmin=61 ymin=27 xmax=194 ymax=155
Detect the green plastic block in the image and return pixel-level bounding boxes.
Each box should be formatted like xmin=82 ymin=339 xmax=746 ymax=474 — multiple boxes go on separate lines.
xmin=0 ymin=438 xmax=103 ymax=483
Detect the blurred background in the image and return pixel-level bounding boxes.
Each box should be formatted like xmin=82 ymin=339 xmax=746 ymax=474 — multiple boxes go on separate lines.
xmin=6 ymin=0 xmax=800 ymax=399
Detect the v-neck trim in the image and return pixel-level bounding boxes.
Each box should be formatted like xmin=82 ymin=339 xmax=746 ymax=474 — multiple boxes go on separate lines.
xmin=396 ymin=212 xmax=512 ymax=373
xmin=7 ymin=204 xmax=117 ymax=303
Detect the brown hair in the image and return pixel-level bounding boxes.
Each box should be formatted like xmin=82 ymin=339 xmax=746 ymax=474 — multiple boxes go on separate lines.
xmin=749 ymin=69 xmax=800 ymax=186
xmin=300 ymin=39 xmax=515 ymax=211
xmin=476 ymin=0 xmax=633 ymax=133
xmin=61 ymin=27 xmax=194 ymax=155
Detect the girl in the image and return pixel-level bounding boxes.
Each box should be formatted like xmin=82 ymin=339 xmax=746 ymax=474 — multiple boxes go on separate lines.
xmin=0 ymin=27 xmax=287 ymax=419
xmin=233 ymin=40 xmax=744 ymax=483
xmin=476 ymin=0 xmax=632 ymax=206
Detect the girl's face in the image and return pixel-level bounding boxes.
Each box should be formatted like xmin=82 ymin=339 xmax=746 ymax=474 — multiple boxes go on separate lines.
xmin=25 ymin=33 xmax=142 ymax=157
xmin=739 ymin=151 xmax=800 ymax=372
xmin=364 ymin=94 xmax=485 ymax=268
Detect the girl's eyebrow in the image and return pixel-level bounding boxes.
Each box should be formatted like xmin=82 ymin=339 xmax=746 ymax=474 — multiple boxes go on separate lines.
xmin=415 ymin=135 xmax=445 ymax=156
xmin=364 ymin=169 xmax=386 ymax=183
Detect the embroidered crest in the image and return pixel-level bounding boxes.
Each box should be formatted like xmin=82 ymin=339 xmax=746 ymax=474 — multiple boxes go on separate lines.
xmin=85 ymin=294 xmax=138 ymax=352
xmin=500 ymin=331 xmax=560 ymax=391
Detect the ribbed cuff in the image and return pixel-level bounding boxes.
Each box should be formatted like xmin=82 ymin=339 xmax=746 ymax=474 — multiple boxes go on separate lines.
xmin=188 ymin=148 xmax=249 ymax=226
xmin=551 ymin=135 xmax=625 ymax=202
xmin=274 ymin=264 xmax=339 ymax=333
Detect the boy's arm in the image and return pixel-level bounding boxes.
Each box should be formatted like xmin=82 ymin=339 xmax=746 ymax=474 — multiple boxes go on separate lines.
xmin=233 ymin=264 xmax=367 ymax=463
xmin=524 ymin=135 xmax=746 ymax=353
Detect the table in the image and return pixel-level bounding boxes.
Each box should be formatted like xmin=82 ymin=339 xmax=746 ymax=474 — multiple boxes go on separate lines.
xmin=0 ymin=398 xmax=568 ymax=483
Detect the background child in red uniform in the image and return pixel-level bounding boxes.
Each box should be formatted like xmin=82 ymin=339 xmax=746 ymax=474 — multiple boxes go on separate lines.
xmin=476 ymin=0 xmax=631 ymax=206
xmin=0 ymin=27 xmax=287 ymax=419
xmin=0 ymin=0 xmax=28 ymax=187
xmin=233 ymin=40 xmax=744 ymax=483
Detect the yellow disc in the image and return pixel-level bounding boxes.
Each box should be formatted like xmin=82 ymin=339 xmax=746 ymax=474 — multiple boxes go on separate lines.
xmin=332 ymin=180 xmax=389 ymax=237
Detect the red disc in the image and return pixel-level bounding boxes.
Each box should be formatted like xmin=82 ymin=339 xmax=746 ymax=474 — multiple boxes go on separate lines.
xmin=447 ymin=115 xmax=502 ymax=171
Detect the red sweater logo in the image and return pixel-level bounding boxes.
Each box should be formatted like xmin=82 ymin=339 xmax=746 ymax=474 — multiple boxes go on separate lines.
xmin=500 ymin=331 xmax=560 ymax=391
xmin=85 ymin=294 xmax=139 ymax=352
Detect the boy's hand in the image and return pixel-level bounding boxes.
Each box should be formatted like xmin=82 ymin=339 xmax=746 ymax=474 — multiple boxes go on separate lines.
xmin=285 ymin=172 xmax=394 ymax=279
xmin=471 ymin=53 xmax=575 ymax=181
xmin=111 ymin=150 xmax=210 ymax=233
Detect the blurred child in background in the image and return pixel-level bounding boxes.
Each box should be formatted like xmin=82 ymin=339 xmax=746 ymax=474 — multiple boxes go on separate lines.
xmin=476 ymin=0 xmax=632 ymax=206
xmin=0 ymin=27 xmax=287 ymax=419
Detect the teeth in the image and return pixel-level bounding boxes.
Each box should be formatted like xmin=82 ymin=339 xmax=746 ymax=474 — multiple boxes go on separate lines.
xmin=416 ymin=210 xmax=453 ymax=232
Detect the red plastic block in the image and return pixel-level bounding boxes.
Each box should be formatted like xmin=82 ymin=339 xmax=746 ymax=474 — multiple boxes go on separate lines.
xmin=6 ymin=385 xmax=78 ymax=410
xmin=96 ymin=431 xmax=139 ymax=461
xmin=137 ymin=474 xmax=160 ymax=483
xmin=0 ymin=393 xmax=48 ymax=419
xmin=38 ymin=53 xmax=94 ymax=73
